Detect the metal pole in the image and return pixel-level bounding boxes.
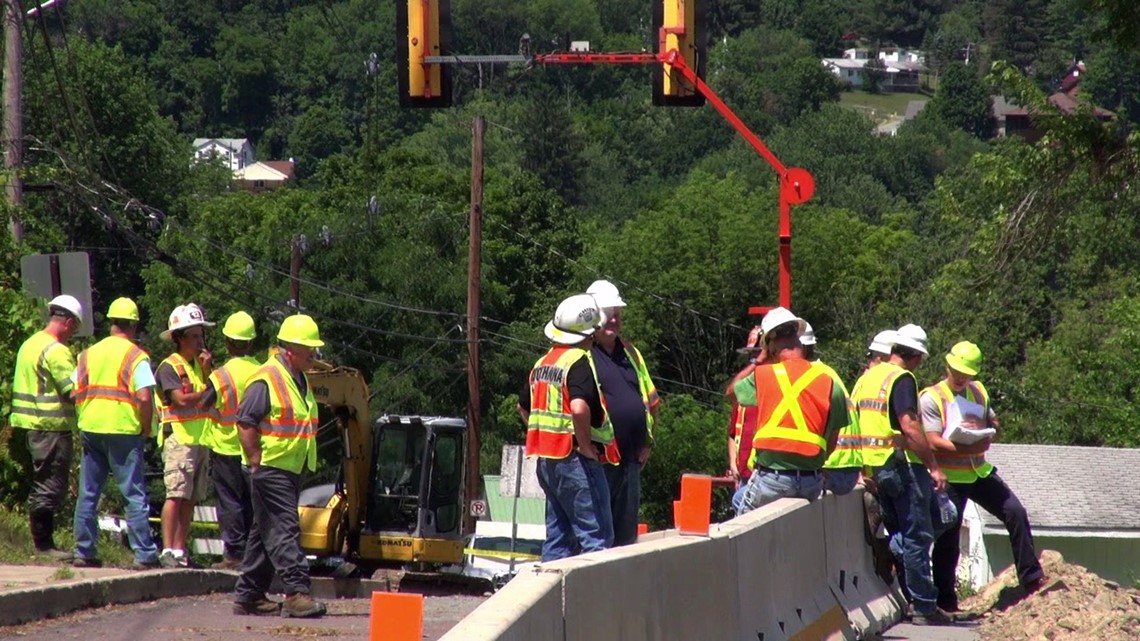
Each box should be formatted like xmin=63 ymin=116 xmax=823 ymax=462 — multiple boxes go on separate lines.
xmin=463 ymin=115 xmax=484 ymax=535
xmin=4 ymin=0 xmax=24 ymax=243
xmin=508 ymin=446 xmax=522 ymax=575
xmin=289 ymin=234 xmax=301 ymax=308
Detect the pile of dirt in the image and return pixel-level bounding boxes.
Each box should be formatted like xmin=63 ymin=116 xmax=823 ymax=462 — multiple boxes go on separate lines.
xmin=962 ymin=549 xmax=1140 ymax=640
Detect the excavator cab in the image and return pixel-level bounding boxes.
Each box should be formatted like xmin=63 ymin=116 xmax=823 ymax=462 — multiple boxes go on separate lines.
xmin=359 ymin=415 xmax=466 ymax=564
xmin=300 ymin=366 xmax=466 ymax=568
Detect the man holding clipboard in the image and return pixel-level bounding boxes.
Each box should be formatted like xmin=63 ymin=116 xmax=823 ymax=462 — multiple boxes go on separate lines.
xmin=919 ymin=341 xmax=1046 ymax=614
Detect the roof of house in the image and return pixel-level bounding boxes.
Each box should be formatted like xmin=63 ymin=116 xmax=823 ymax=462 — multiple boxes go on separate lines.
xmin=980 ymin=443 xmax=1140 ymax=533
xmin=994 ymin=93 xmax=1114 ymax=119
xmin=192 ymin=138 xmax=251 ymax=152
xmin=262 ymin=160 xmax=295 ymax=179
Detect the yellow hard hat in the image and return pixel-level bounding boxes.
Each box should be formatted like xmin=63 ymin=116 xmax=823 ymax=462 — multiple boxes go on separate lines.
xmin=222 ymin=311 xmax=257 ymax=341
xmin=106 ymin=297 xmax=140 ymax=321
xmin=946 ymin=341 xmax=982 ymax=376
xmin=277 ymin=314 xmax=324 ymax=348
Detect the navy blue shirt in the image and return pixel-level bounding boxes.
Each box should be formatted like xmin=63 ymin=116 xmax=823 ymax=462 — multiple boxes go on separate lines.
xmin=591 ymin=339 xmax=648 ymax=461
xmin=888 ymin=372 xmax=918 ymax=432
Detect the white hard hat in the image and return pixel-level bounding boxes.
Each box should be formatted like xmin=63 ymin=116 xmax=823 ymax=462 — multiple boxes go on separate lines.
xmin=868 ymin=330 xmax=896 ymax=354
xmin=800 ymin=321 xmax=816 ymax=346
xmin=586 ymin=279 xmax=626 ymax=309
xmin=893 ymin=324 xmax=929 ymax=355
xmin=48 ymin=295 xmax=83 ymax=323
xmin=760 ymin=307 xmax=806 ymax=338
xmin=544 ymin=294 xmax=607 ymax=345
xmin=160 ymin=303 xmax=216 ymax=341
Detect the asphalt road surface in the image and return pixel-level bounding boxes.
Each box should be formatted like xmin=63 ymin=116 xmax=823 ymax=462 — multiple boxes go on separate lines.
xmin=0 ymin=592 xmax=486 ymax=641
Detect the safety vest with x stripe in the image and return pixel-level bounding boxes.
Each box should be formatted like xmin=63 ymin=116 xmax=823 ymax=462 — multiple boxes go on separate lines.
xmin=748 ymin=359 xmax=834 ymax=465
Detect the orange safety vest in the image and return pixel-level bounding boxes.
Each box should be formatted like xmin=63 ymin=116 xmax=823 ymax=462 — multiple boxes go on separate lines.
xmin=749 ymin=359 xmax=834 ymax=461
xmin=730 ymin=402 xmax=760 ymax=480
xmin=524 ymin=346 xmax=620 ymax=464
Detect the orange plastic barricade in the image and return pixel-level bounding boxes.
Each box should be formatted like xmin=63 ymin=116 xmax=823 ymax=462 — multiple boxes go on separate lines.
xmin=675 ymin=474 xmax=712 ymax=535
xmin=370 ymin=592 xmax=423 ymax=641
xmin=637 ymin=522 xmax=649 ymax=536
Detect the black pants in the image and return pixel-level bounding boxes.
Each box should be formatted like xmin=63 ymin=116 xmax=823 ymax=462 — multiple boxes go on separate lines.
xmin=210 ymin=452 xmax=253 ymax=561
xmin=234 ymin=466 xmax=310 ymax=601
xmin=604 ymin=460 xmax=642 ymax=546
xmin=26 ymin=430 xmax=73 ymax=513
xmin=932 ymin=470 xmax=1044 ymax=610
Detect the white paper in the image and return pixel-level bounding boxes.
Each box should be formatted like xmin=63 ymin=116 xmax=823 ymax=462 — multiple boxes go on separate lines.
xmin=943 ymin=397 xmax=996 ymax=445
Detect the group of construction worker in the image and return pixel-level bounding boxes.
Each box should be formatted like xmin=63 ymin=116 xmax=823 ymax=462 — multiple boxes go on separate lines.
xmin=726 ymin=308 xmax=1045 ymax=625
xmin=521 ymin=289 xmax=1045 ymax=625
xmin=520 ymin=280 xmax=659 ymax=560
xmin=8 ymin=295 xmax=329 ymax=618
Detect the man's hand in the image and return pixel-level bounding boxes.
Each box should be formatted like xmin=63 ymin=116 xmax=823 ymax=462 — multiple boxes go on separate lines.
xmin=197 ymin=349 xmax=213 ymax=372
xmin=576 ymin=443 xmax=600 ymax=461
xmin=930 ymin=468 xmax=948 ymax=493
xmin=638 ymin=446 xmax=652 ymax=466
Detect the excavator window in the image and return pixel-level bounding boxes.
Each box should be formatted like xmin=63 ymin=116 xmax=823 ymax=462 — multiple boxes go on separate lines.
xmin=367 ymin=423 xmax=425 ymax=533
xmin=427 ymin=431 xmax=462 ymax=534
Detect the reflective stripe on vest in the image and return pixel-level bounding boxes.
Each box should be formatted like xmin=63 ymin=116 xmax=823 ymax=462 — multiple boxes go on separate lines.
xmin=818 ymin=360 xmax=863 ymax=469
xmin=10 ymin=332 xmax=75 ymax=430
xmin=623 ymin=341 xmax=659 ymax=442
xmin=851 ymin=362 xmax=908 ymax=469
xmin=155 ymin=353 xmax=211 ymax=446
xmin=922 ymin=380 xmax=995 ymax=483
xmin=74 ymin=336 xmax=148 ymax=435
xmin=250 ymin=358 xmax=318 ymax=474
xmin=205 ymin=356 xmax=260 ymax=457
xmin=748 ymin=360 xmax=833 ymax=465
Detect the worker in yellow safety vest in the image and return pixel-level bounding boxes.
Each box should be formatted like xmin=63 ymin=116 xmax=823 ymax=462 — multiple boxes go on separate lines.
xmin=232 ymin=314 xmax=326 ymax=619
xmin=727 ymin=308 xmax=848 ymax=514
xmin=198 ymin=311 xmax=261 ymax=570
xmin=70 ymin=298 xmax=161 ymax=569
xmin=518 ymin=294 xmax=615 ymax=561
xmin=154 ymin=303 xmax=216 ymax=568
xmin=9 ymin=295 xmax=82 ymax=559
xmin=921 ymin=341 xmax=1045 ymax=613
xmin=800 ymin=322 xmax=864 ymax=496
xmin=852 ymin=323 xmax=954 ymax=626
xmin=585 ymin=279 xmax=660 ymax=546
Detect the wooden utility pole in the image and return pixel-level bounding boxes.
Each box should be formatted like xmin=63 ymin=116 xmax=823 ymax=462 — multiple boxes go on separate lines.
xmin=4 ymin=0 xmax=24 ymax=243
xmin=289 ymin=234 xmax=302 ymax=308
xmin=464 ymin=115 xmax=484 ymax=534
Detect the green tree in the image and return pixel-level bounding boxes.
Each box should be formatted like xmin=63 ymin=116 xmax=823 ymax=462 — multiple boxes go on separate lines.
xmin=927 ymin=62 xmax=994 ymax=138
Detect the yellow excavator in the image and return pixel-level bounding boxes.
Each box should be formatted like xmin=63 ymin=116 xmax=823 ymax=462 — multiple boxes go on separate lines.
xmin=297 ymin=365 xmax=468 ymax=569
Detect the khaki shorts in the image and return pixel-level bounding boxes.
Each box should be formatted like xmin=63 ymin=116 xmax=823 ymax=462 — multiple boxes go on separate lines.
xmin=163 ymin=433 xmax=210 ymax=502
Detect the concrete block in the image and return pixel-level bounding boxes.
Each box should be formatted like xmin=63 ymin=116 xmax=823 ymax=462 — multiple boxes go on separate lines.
xmin=724 ymin=498 xmax=850 ymax=641
xmin=437 ymin=568 xmax=563 ymax=641
xmin=560 ymin=535 xmax=738 ymax=641
xmin=820 ymin=491 xmax=905 ymax=637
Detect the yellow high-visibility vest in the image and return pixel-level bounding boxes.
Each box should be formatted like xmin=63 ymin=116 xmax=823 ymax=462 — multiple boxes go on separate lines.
xmin=850 ymin=362 xmax=908 ymax=469
xmin=920 ymin=380 xmax=995 ymax=484
xmin=247 ymin=357 xmax=318 ymax=474
xmin=74 ymin=336 xmax=149 ymax=435
xmin=154 ymin=353 xmax=211 ymax=446
xmin=10 ymin=331 xmax=75 ymax=431
xmin=203 ymin=355 xmax=261 ymax=458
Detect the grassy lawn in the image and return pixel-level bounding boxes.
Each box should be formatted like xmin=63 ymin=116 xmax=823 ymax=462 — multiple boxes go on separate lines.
xmin=0 ymin=506 xmax=135 ymax=568
xmin=838 ymin=90 xmax=930 ymax=123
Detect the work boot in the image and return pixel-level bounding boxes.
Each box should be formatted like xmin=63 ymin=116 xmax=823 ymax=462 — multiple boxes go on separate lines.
xmin=912 ymin=607 xmax=956 ymax=626
xmin=72 ymin=556 xmax=103 ymax=568
xmin=132 ymin=558 xmax=161 ymax=571
xmin=281 ymin=593 xmax=327 ymax=618
xmin=211 ymin=556 xmax=242 ymax=571
xmin=233 ymin=597 xmax=282 ymax=616
xmin=35 ymin=548 xmax=73 ymax=562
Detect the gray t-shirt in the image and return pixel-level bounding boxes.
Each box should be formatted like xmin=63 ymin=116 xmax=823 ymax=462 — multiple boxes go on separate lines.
xmin=155 ymin=361 xmax=186 ymax=405
xmin=235 ymin=356 xmax=307 ymax=428
xmin=920 ymin=386 xmax=997 ymax=433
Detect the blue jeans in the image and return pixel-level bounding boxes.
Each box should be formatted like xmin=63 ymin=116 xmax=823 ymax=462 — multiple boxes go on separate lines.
xmin=824 ymin=467 xmax=860 ymax=495
xmin=873 ymin=456 xmax=938 ymax=614
xmin=731 ymin=482 xmax=749 ymax=514
xmin=737 ymin=469 xmax=823 ymax=515
xmin=535 ymin=453 xmax=613 ymax=561
xmin=604 ymin=460 xmax=642 ymax=546
xmin=73 ymin=432 xmax=158 ymax=563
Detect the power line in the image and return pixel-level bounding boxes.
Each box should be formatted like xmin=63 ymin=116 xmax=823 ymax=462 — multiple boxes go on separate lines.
xmin=489 ymin=219 xmax=747 ymax=332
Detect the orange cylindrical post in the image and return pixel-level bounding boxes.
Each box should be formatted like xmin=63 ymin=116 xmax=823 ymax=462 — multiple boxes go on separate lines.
xmin=370 ymin=592 xmax=424 ymax=641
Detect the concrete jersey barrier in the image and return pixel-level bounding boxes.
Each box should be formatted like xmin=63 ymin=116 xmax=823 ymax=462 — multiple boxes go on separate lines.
xmin=438 ymin=489 xmax=905 ymax=641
